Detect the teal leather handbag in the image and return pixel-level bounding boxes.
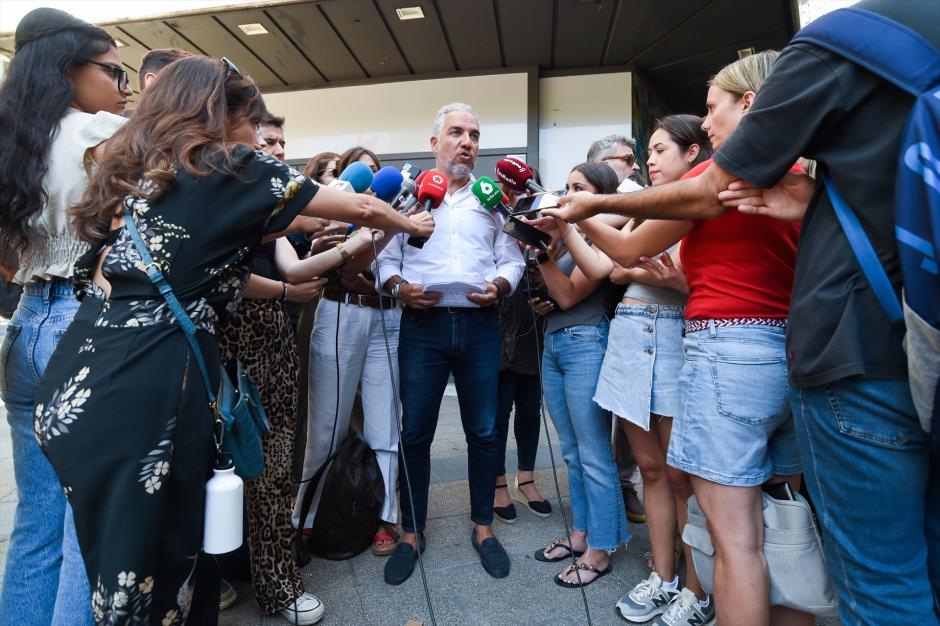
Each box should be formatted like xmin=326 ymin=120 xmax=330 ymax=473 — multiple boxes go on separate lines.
xmin=124 ymin=206 xmax=269 ymax=479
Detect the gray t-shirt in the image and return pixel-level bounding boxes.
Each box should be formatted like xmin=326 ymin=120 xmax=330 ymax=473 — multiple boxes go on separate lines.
xmin=545 ymin=252 xmax=617 ymax=334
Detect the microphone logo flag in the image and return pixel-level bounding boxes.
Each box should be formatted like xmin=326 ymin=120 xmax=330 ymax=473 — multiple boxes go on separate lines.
xmin=495 ymin=157 xmax=532 ymax=191
xmin=471 ymin=176 xmax=503 ymax=212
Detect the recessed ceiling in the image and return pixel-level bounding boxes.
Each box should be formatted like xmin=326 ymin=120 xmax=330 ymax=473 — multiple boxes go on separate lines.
xmin=0 ymin=0 xmax=798 ymax=113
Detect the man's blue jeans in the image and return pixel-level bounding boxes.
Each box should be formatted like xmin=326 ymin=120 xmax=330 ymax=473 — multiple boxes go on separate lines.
xmin=0 ymin=281 xmax=93 ymax=626
xmin=542 ymin=322 xmax=629 ymax=551
xmin=398 ymin=307 xmax=502 ymax=533
xmin=790 ymin=377 xmax=939 ymax=625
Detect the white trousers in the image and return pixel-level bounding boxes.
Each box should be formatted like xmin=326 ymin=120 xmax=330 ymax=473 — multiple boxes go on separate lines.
xmin=293 ymin=298 xmax=401 ymax=527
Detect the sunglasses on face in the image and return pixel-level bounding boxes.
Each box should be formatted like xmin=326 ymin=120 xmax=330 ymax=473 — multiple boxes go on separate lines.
xmin=603 ymin=153 xmax=637 ymax=167
xmin=87 ymin=60 xmax=129 ymax=93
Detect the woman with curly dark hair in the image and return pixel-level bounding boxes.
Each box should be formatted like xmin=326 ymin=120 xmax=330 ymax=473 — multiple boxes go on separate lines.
xmin=34 ymin=55 xmax=432 ymax=624
xmin=0 ymin=8 xmax=131 ymax=624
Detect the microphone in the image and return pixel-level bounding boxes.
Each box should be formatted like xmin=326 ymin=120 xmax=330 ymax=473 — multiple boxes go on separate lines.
xmin=370 ymin=166 xmax=404 ymax=202
xmin=401 ymin=162 xmax=421 ymax=182
xmin=390 ymin=162 xmax=421 ymax=209
xmin=392 ymin=176 xmax=416 ymax=210
xmin=472 ymin=175 xmax=551 ymax=249
xmin=407 ymin=169 xmax=448 ymax=248
xmin=470 ymin=176 xmax=511 ymax=217
xmin=337 ymin=161 xmax=374 ymax=193
xmin=400 ymin=170 xmax=429 ymax=213
xmin=335 ymin=162 xmax=380 ymax=233
xmin=495 ymin=157 xmax=545 ymax=194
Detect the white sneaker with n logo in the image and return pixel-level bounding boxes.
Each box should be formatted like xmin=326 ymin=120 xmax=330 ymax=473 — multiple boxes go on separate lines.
xmin=615 ymin=572 xmax=679 ymax=622
xmin=653 ymin=588 xmax=715 ymax=626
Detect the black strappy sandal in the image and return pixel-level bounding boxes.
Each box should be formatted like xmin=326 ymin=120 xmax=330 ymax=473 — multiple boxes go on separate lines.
xmin=534 ymin=537 xmax=585 ymax=562
xmin=493 ymin=482 xmax=517 ymax=523
xmin=511 ymin=476 xmax=552 ymax=517
xmin=553 ymin=561 xmax=613 ymax=588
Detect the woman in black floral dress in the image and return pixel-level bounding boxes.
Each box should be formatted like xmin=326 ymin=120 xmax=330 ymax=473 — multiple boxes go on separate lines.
xmin=33 ymin=56 xmax=433 ymax=626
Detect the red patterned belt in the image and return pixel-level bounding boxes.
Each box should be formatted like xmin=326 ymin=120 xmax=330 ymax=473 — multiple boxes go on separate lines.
xmin=684 ymin=317 xmax=788 ymax=334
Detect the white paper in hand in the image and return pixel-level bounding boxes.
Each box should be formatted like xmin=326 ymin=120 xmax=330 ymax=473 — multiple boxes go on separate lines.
xmin=422 ymin=274 xmax=485 ymax=307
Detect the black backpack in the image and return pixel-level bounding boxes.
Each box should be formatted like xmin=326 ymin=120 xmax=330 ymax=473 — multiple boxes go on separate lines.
xmin=292 ymin=430 xmax=385 ymax=563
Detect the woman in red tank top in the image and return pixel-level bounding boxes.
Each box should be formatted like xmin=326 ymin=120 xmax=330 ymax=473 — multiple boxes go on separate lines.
xmin=546 ymin=52 xmax=812 ymax=626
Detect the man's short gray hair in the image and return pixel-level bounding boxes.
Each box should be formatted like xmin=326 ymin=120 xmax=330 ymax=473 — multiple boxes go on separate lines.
xmin=586 ymin=134 xmax=637 ymax=162
xmin=432 ymin=102 xmax=478 ymax=137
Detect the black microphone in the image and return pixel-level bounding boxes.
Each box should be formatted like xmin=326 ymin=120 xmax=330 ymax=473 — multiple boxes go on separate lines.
xmin=390 ymin=162 xmax=422 ymax=209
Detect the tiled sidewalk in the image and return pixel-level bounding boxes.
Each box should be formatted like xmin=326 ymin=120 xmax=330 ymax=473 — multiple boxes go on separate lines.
xmin=0 ymin=330 xmax=841 ymax=625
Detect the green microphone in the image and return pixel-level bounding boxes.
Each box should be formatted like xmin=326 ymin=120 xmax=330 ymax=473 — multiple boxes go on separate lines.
xmin=471 ymin=176 xmax=550 ymax=249
xmin=471 ymin=176 xmax=511 ymax=216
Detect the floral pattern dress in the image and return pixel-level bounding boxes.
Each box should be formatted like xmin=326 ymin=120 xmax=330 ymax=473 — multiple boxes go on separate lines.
xmin=33 ymin=147 xmax=318 ymax=626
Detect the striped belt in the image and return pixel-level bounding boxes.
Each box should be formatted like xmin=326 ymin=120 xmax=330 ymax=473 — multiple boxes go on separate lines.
xmin=684 ymin=317 xmax=788 ymax=334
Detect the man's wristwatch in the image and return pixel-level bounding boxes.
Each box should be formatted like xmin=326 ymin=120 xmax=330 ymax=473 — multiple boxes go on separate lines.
xmin=391 ymin=279 xmax=408 ymax=299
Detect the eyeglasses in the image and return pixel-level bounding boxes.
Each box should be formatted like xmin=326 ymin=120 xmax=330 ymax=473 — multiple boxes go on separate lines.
xmin=602 ymin=153 xmax=637 ymax=167
xmin=221 ymin=57 xmax=241 ymax=79
xmin=88 ymin=60 xmax=129 ymax=93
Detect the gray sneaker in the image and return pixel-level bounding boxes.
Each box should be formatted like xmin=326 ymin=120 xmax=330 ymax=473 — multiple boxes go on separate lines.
xmin=615 ymin=572 xmax=679 ymax=623
xmin=653 ymin=588 xmax=715 ymax=626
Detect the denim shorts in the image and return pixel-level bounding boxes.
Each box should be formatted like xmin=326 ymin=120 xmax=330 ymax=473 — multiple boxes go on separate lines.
xmin=667 ymin=321 xmax=802 ymax=486
xmin=593 ymin=304 xmax=685 ymax=430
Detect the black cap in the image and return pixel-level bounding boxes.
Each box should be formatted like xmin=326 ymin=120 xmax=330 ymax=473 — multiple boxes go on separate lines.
xmin=214 ymin=452 xmax=235 ymax=471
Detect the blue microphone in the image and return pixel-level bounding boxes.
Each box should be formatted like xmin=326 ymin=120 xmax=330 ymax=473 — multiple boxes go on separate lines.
xmin=338 ymin=161 xmax=374 ymax=193
xmin=370 ymin=166 xmax=404 ymax=202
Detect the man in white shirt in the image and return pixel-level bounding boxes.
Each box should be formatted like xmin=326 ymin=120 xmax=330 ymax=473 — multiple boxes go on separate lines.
xmin=377 ymin=103 xmax=524 ymax=585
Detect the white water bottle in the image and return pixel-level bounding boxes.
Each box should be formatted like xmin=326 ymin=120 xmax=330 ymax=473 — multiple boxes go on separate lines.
xmin=203 ymin=455 xmax=243 ymax=554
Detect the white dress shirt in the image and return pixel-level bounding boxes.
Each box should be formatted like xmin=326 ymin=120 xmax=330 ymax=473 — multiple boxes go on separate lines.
xmin=375 ymin=177 xmax=525 ymax=305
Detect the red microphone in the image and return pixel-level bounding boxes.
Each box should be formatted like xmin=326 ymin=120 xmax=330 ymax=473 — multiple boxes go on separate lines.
xmin=407 ymin=169 xmax=448 ymax=248
xmin=398 ymin=170 xmax=430 ymax=212
xmin=495 ymin=157 xmax=545 ymax=194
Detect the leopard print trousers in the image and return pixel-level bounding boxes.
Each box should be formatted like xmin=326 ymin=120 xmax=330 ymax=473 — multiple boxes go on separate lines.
xmin=219 ymin=298 xmax=303 ymax=613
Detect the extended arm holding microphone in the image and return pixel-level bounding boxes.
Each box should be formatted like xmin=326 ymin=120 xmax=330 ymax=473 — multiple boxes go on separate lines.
xmin=300 ymin=185 xmax=434 ymax=239
xmin=542 ymin=161 xmax=737 ymax=223
xmin=273 ymin=229 xmax=383 ymax=283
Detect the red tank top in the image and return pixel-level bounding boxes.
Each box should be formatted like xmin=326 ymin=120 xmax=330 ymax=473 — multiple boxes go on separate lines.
xmin=679 ymin=159 xmax=802 ymax=320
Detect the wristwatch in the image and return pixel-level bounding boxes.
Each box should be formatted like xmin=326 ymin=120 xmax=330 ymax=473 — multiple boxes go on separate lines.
xmin=391 ymin=279 xmax=408 ymax=298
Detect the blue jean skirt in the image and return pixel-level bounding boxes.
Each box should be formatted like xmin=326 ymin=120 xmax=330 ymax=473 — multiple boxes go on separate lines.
xmin=593 ymin=303 xmax=685 ymax=431
xmin=667 ymin=322 xmax=802 ymax=487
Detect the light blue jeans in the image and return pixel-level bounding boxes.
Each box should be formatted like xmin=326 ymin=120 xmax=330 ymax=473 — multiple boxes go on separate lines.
xmin=791 ymin=377 xmax=940 ymax=625
xmin=542 ymin=322 xmax=629 ymax=551
xmin=0 ymin=280 xmax=93 ymax=626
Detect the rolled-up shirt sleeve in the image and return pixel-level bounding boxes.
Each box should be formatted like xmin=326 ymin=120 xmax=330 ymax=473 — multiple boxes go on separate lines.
xmin=375 ymin=232 xmax=405 ymax=294
xmin=490 ymin=220 xmax=525 ymax=294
